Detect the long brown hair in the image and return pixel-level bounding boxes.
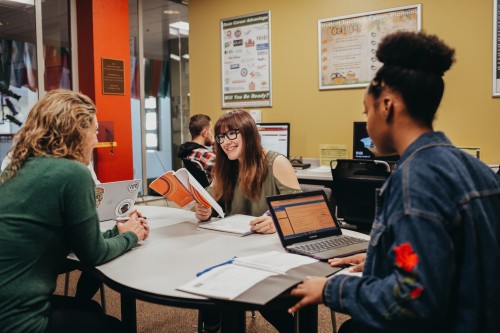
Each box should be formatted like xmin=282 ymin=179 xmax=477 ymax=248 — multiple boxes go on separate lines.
xmin=2 ymin=89 xmax=96 ymax=181
xmin=212 ymin=109 xmax=267 ymax=201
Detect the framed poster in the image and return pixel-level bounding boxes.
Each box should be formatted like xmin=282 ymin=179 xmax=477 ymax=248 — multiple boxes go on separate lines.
xmin=493 ymin=0 xmax=500 ymax=96
xmin=221 ymin=11 xmax=271 ymax=108
xmin=318 ymin=5 xmax=421 ymax=90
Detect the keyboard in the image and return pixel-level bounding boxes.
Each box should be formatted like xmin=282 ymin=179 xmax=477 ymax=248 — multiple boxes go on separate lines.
xmin=293 ymin=235 xmax=368 ymax=254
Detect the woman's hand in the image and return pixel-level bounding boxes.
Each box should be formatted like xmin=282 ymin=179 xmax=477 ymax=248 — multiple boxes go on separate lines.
xmin=250 ymin=215 xmax=276 ymax=234
xmin=195 ymin=203 xmax=212 ymax=221
xmin=288 ymin=276 xmax=328 ymax=314
xmin=116 ymin=211 xmax=148 ymax=241
xmin=328 ymin=253 xmax=367 ymax=272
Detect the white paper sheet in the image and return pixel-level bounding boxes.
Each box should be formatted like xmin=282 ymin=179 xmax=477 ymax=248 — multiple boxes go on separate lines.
xmin=177 ymin=264 xmax=276 ymax=300
xmin=198 ymin=214 xmax=255 ymax=236
xmin=234 ymin=251 xmax=317 ymax=274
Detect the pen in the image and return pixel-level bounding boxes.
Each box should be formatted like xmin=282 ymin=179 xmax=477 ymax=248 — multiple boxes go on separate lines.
xmin=114 ymin=216 xmax=148 ymax=222
xmin=196 ymin=257 xmax=237 ymax=277
xmin=263 ymin=210 xmax=271 ymax=216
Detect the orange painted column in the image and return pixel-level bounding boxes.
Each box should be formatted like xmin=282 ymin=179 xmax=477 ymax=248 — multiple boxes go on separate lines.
xmin=76 ymin=0 xmax=133 ymax=182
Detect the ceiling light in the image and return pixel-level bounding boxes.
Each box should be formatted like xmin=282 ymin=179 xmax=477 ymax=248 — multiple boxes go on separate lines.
xmin=163 ymin=10 xmax=180 ymax=15
xmin=182 ymin=54 xmax=189 ymax=60
xmin=169 ymin=21 xmax=189 ymax=36
xmin=170 ymin=54 xmax=180 ymax=61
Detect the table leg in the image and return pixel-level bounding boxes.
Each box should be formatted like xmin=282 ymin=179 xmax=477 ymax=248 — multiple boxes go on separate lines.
xmin=220 ymin=309 xmax=246 ymax=333
xmin=296 ymin=304 xmax=318 ymax=333
xmin=121 ymin=293 xmax=137 ymax=333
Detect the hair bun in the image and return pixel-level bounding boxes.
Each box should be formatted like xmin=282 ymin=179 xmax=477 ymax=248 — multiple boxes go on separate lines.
xmin=376 ymin=31 xmax=455 ymax=76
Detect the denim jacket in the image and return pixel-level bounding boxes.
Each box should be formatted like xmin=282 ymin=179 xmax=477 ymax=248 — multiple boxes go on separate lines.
xmin=324 ymin=131 xmax=500 ymax=333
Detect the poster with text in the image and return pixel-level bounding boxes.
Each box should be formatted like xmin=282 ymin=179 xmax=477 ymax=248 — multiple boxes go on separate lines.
xmin=221 ymin=11 xmax=271 ymax=108
xmin=318 ymin=5 xmax=421 ymax=90
xmin=493 ymin=0 xmax=500 ymax=96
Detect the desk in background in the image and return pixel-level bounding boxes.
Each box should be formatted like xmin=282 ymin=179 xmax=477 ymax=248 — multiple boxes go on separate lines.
xmin=294 ymin=158 xmax=333 ymax=188
xmin=94 ymin=206 xmax=369 ymax=333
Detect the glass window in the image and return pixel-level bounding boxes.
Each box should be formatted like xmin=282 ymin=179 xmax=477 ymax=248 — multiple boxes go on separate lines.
xmin=129 ymin=0 xmax=189 ymax=188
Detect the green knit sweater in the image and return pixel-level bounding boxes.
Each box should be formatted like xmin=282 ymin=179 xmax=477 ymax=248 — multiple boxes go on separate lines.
xmin=0 ymin=157 xmax=137 ymax=333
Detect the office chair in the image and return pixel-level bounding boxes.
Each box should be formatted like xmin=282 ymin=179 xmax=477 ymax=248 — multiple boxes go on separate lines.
xmin=63 ymin=267 xmax=107 ymax=312
xmin=182 ymin=158 xmax=210 ymax=188
xmin=330 ymin=159 xmax=391 ymax=233
xmin=299 ymin=183 xmax=332 ymax=202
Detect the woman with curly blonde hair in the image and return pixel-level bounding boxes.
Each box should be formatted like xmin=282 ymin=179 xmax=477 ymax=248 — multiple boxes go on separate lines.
xmin=0 ymin=89 xmax=148 ymax=333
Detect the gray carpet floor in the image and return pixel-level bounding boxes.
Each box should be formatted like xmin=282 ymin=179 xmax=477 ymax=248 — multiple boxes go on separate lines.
xmin=55 ymin=271 xmax=351 ymax=332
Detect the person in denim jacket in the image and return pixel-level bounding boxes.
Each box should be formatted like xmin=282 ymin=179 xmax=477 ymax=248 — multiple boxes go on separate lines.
xmin=288 ymin=31 xmax=500 ymax=333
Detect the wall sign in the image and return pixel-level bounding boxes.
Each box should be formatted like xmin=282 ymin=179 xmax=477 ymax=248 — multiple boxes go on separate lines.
xmin=318 ymin=5 xmax=421 ymax=90
xmin=102 ymin=58 xmax=125 ymax=95
xmin=221 ymin=11 xmax=272 ymax=108
xmin=493 ymin=0 xmax=500 ymax=96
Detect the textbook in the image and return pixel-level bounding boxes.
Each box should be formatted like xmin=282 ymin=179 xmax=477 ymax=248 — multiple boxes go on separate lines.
xmin=177 ymin=251 xmax=341 ymax=304
xmin=149 ymin=168 xmax=224 ymax=218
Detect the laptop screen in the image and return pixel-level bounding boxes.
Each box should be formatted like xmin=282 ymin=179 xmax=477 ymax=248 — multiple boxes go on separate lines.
xmin=267 ymin=192 xmax=340 ymax=241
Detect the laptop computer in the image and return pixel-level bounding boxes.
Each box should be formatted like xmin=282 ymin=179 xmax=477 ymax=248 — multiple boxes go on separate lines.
xmin=95 ymin=179 xmax=142 ymax=222
xmin=266 ymin=190 xmax=368 ymax=261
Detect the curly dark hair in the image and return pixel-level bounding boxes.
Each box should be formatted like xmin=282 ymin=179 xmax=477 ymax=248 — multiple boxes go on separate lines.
xmin=368 ymin=31 xmax=455 ymax=126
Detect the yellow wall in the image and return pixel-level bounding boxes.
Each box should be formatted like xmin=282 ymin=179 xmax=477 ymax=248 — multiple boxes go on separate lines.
xmin=190 ymin=0 xmax=500 ymax=164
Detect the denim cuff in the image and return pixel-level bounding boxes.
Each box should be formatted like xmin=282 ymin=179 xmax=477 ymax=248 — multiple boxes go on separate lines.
xmin=323 ymin=274 xmax=356 ymax=311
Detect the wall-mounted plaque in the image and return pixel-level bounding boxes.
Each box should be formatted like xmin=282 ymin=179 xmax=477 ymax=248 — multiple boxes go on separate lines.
xmin=102 ymin=58 xmax=125 ymax=95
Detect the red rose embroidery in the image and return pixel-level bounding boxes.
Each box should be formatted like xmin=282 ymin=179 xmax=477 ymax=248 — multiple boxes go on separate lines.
xmin=394 ymin=243 xmax=419 ymax=272
xmin=410 ymin=287 xmax=424 ymax=299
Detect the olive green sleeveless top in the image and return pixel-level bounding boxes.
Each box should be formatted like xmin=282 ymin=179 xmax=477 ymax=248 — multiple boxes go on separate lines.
xmin=226 ymin=151 xmax=302 ymax=216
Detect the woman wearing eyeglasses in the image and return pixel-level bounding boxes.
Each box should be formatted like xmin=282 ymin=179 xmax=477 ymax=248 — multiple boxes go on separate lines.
xmin=195 ymin=109 xmax=301 ymax=332
xmin=195 ymin=109 xmax=301 ymax=234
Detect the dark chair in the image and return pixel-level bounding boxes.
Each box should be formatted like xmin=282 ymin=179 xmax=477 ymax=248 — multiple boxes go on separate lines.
xmin=182 ymin=158 xmax=210 ymax=188
xmin=330 ymin=159 xmax=391 ymax=233
xmin=299 ymin=183 xmax=332 ymax=202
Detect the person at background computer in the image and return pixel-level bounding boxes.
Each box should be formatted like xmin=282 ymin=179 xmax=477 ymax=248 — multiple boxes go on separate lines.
xmin=0 ymin=89 xmax=149 ymax=333
xmin=177 ymin=114 xmax=216 ymax=184
xmin=288 ymin=31 xmax=500 ymax=333
xmin=194 ymin=109 xmax=301 ymax=332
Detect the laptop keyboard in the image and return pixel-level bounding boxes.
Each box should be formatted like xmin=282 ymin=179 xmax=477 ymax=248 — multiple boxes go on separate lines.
xmin=294 ymin=236 xmax=368 ymax=254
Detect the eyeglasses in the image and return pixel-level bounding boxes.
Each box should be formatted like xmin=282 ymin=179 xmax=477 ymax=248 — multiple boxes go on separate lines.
xmin=215 ymin=129 xmax=239 ymax=144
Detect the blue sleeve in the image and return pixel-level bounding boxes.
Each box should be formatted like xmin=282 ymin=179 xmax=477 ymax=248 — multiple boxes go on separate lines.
xmin=324 ymin=214 xmax=455 ymax=332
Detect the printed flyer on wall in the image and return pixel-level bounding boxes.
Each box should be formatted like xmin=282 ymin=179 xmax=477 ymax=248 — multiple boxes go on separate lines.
xmin=493 ymin=0 xmax=500 ymax=96
xmin=221 ymin=11 xmax=272 ymax=108
xmin=318 ymin=5 xmax=421 ymax=90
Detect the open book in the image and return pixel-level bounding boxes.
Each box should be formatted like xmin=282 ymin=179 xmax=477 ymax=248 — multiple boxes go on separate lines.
xmin=149 ymin=168 xmax=254 ymax=235
xmin=177 ymin=251 xmax=341 ymax=304
xmin=149 ymin=168 xmax=224 ymax=217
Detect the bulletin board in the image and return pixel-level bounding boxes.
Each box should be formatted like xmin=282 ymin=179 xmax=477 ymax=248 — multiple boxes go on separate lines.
xmin=221 ymin=11 xmax=272 ymax=108
xmin=318 ymin=5 xmax=421 ymax=90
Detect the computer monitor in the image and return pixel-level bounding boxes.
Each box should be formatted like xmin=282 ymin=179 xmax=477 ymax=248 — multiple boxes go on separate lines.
xmin=256 ymin=123 xmax=290 ymax=157
xmin=353 ymin=121 xmax=399 ymax=162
